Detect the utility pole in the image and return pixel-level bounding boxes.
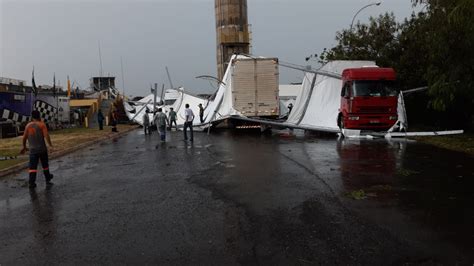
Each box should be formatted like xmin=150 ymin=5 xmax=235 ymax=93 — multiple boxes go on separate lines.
xmin=153 ymin=83 xmax=158 ymax=117
xmin=165 ymin=66 xmax=174 ymax=89
xmin=120 ymin=56 xmax=125 ymax=97
xmin=98 ymin=41 xmax=103 ymax=77
xmin=160 ymin=84 xmax=165 ymax=105
xmin=350 ymin=2 xmax=381 ymax=32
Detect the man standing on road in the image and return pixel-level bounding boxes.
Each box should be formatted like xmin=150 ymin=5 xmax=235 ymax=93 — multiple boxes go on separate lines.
xmin=111 ymin=110 xmax=118 ymax=132
xmin=183 ymin=104 xmax=194 ymax=141
xmin=20 ymin=110 xmax=54 ymax=189
xmin=168 ymin=107 xmax=177 ymax=131
xmin=154 ymin=108 xmax=168 ymax=142
xmin=198 ymin=103 xmax=204 ymax=123
xmin=97 ymin=109 xmax=105 ymax=130
xmin=143 ymin=110 xmax=150 ymax=135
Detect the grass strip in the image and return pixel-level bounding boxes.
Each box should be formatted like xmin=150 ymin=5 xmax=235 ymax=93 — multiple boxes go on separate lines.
xmin=0 ymin=124 xmax=137 ymax=172
xmin=413 ymin=133 xmax=474 ymax=155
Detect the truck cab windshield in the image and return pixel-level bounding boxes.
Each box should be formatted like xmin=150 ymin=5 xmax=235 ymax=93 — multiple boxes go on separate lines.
xmin=352 ymin=80 xmax=398 ymax=97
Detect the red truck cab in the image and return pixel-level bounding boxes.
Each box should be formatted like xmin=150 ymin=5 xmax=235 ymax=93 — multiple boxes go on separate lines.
xmin=338 ymin=67 xmax=399 ymax=131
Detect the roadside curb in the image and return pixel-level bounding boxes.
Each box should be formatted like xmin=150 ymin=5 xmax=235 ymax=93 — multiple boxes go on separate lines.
xmin=0 ymin=126 xmax=139 ymax=179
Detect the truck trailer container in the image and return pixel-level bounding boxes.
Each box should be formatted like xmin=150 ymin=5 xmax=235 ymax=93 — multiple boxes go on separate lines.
xmin=231 ymin=57 xmax=279 ymax=117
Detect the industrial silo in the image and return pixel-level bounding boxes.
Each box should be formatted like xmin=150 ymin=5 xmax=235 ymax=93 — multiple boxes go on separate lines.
xmin=215 ymin=0 xmax=251 ymax=80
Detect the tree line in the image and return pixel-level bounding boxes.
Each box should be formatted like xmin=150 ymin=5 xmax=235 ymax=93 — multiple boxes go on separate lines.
xmin=317 ymin=0 xmax=473 ymax=130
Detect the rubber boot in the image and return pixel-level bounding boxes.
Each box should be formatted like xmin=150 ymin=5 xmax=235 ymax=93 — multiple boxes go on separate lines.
xmin=44 ymin=169 xmax=54 ymax=185
xmin=29 ymin=172 xmax=37 ymax=189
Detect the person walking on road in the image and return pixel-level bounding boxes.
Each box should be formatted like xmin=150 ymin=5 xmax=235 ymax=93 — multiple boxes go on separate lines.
xmin=198 ymin=103 xmax=204 ymax=123
xmin=20 ymin=110 xmax=54 ymax=189
xmin=143 ymin=110 xmax=151 ymax=135
xmin=97 ymin=109 xmax=105 ymax=130
xmin=183 ymin=104 xmax=194 ymax=141
xmin=168 ymin=107 xmax=177 ymax=131
xmin=154 ymin=108 xmax=169 ymax=142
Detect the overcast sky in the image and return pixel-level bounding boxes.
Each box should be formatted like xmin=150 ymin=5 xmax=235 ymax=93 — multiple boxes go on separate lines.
xmin=1 ymin=0 xmax=419 ymax=96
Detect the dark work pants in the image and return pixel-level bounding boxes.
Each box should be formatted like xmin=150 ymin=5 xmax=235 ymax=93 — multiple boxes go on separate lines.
xmin=170 ymin=120 xmax=177 ymax=130
xmin=29 ymin=152 xmax=51 ymax=184
xmin=99 ymin=121 xmax=104 ymax=130
xmin=111 ymin=120 xmax=118 ymax=132
xmin=200 ymin=115 xmax=204 ymax=123
xmin=158 ymin=125 xmax=166 ymax=141
xmin=183 ymin=122 xmax=193 ymax=141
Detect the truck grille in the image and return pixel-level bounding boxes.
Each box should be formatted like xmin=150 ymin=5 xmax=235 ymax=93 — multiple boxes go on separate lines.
xmin=357 ymin=106 xmax=390 ymax=113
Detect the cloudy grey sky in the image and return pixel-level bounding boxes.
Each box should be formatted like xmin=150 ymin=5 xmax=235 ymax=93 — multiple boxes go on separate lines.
xmin=1 ymin=0 xmax=419 ymax=96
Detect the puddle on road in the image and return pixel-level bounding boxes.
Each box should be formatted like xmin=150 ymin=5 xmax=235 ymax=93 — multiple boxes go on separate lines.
xmin=0 ymin=193 xmax=32 ymax=214
xmin=300 ymin=138 xmax=474 ymax=259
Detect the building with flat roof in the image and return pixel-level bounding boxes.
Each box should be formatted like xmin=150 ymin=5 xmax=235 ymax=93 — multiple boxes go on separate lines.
xmin=0 ymin=77 xmax=70 ymax=133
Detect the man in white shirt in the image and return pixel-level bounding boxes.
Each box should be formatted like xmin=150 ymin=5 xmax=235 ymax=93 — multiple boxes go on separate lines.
xmin=183 ymin=104 xmax=194 ymax=141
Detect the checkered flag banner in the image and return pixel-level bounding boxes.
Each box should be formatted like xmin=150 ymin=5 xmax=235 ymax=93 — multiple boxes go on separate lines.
xmin=0 ymin=108 xmax=30 ymax=125
xmin=34 ymin=100 xmax=57 ymax=122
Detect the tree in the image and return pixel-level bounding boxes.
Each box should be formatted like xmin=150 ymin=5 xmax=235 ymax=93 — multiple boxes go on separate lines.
xmin=318 ymin=2 xmax=474 ymax=129
xmin=319 ymin=13 xmax=400 ymax=68
xmin=411 ymin=0 xmax=474 ymax=127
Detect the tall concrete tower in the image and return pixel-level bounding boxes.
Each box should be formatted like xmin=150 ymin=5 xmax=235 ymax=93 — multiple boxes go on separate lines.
xmin=215 ymin=0 xmax=250 ymax=80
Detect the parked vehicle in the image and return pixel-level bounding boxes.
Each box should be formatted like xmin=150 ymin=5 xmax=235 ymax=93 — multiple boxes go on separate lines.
xmin=338 ymin=67 xmax=399 ymax=130
xmin=231 ymin=57 xmax=279 ymax=117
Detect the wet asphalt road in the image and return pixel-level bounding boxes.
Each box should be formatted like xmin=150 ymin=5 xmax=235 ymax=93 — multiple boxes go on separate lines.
xmin=1 ymin=129 xmax=473 ymax=265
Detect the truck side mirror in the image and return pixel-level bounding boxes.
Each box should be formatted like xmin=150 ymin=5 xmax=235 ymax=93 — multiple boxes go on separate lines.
xmin=341 ymin=83 xmax=351 ymax=98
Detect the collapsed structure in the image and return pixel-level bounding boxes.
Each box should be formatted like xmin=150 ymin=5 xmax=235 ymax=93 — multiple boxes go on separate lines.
xmin=125 ymin=55 xmax=279 ymax=128
xmin=286 ymin=61 xmax=407 ymax=133
xmin=124 ymin=88 xmax=207 ymax=126
xmin=125 ymin=56 xmax=462 ymax=138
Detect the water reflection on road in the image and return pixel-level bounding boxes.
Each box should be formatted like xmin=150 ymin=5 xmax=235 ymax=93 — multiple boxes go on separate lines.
xmin=29 ymin=187 xmax=59 ymax=261
xmin=303 ymin=138 xmax=407 ymax=194
xmin=1 ymin=129 xmax=472 ymax=263
xmin=301 ymin=136 xmax=474 ymax=260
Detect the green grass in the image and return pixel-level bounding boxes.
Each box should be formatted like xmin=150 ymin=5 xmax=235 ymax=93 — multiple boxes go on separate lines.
xmin=0 ymin=148 xmax=20 ymax=157
xmin=413 ymin=133 xmax=474 ymax=155
xmin=0 ymin=124 xmax=137 ymax=172
xmin=49 ymin=127 xmax=91 ymax=135
xmin=345 ymin=189 xmax=367 ymax=200
xmin=0 ymin=158 xmax=27 ymax=170
xmin=397 ymin=168 xmax=421 ymax=177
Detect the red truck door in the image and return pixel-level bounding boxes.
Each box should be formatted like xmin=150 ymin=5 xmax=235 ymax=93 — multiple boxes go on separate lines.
xmin=338 ymin=81 xmax=352 ymax=128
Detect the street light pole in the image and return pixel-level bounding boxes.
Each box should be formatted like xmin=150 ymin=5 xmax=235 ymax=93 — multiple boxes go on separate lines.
xmin=350 ymin=2 xmax=381 ymax=32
